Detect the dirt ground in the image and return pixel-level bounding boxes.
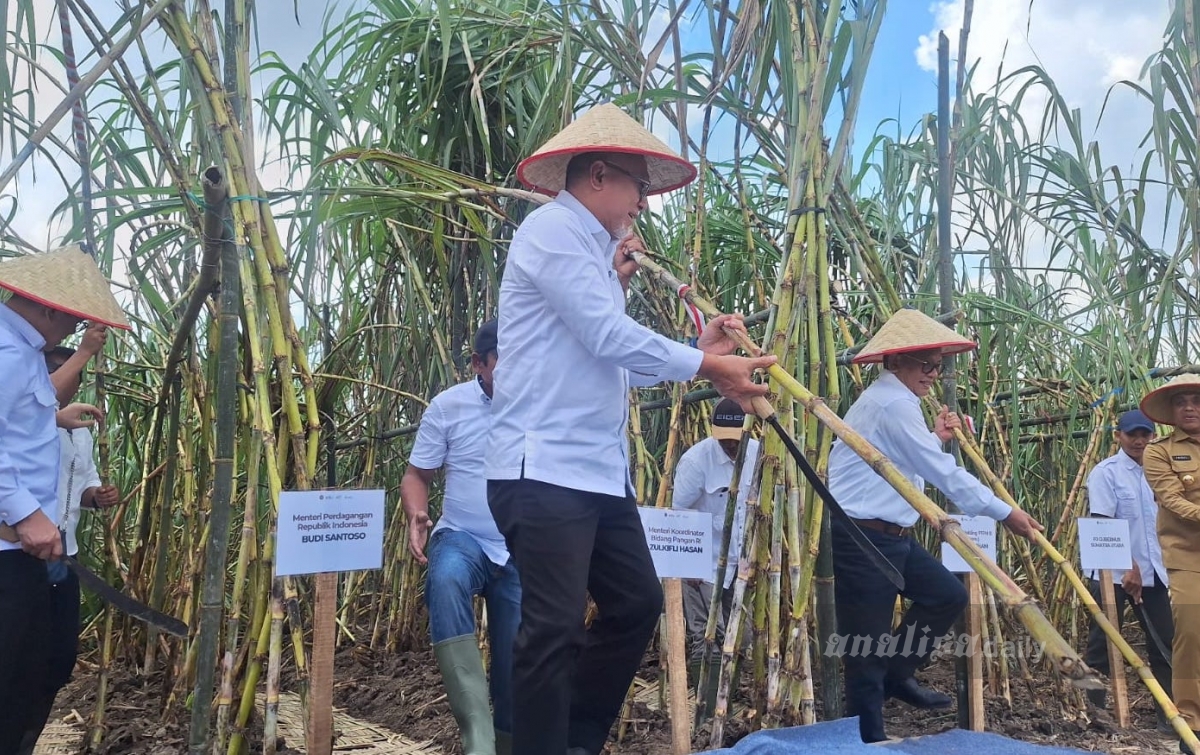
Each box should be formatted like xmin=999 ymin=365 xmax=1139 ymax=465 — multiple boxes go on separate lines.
xmin=50 ymin=633 xmax=1181 ymax=755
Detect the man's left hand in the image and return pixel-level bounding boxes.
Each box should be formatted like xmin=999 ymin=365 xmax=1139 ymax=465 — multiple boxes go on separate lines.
xmin=57 ymin=402 xmax=103 ymax=430
xmin=89 ymin=484 xmax=120 ymax=509
xmin=935 ymin=405 xmax=962 ymax=443
xmin=1001 ymin=509 xmax=1044 ymax=540
xmin=613 ymin=234 xmax=643 ymax=288
xmin=697 ymin=314 xmax=751 ymax=357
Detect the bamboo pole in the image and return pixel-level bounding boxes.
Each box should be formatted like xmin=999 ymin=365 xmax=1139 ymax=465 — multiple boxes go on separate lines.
xmin=956 ymin=429 xmax=1194 ymax=745
xmin=630 ymin=250 xmax=1102 ymax=689
xmin=190 ymin=167 xmax=239 ymax=754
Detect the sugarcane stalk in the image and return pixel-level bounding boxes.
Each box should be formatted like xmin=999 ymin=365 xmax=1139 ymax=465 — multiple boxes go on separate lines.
xmin=709 ymin=491 xmax=761 ymax=748
xmin=955 ymin=427 xmax=1194 ymax=746
xmin=0 ymin=0 xmax=174 ymax=194
xmin=631 ymin=250 xmax=1101 ymax=688
xmin=695 ymin=423 xmax=760 ymax=725
xmin=763 ymin=484 xmax=785 ymax=726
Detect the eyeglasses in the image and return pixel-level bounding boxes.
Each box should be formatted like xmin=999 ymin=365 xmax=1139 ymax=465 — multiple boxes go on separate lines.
xmin=900 ymin=354 xmax=944 ymax=375
xmin=602 ymin=161 xmax=651 ymax=201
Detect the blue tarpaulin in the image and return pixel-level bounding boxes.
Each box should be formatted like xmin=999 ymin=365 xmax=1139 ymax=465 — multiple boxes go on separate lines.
xmin=704 ymin=717 xmax=1088 ymax=755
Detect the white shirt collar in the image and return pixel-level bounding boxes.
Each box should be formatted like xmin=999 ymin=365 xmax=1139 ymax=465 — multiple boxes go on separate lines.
xmin=555 ymin=190 xmax=612 ymax=245
xmin=0 ymin=302 xmax=47 ymax=351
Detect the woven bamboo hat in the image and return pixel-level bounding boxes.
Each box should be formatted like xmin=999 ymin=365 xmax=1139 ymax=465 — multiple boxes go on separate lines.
xmin=1140 ymin=374 xmax=1200 ymax=425
xmin=852 ymin=308 xmax=975 ymax=364
xmin=0 ymin=245 xmax=130 ymax=329
xmin=517 ymin=103 xmax=697 ymax=195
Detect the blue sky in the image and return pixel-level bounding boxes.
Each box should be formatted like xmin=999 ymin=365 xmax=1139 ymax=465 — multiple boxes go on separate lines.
xmin=2 ymin=1 xmax=1171 ymax=250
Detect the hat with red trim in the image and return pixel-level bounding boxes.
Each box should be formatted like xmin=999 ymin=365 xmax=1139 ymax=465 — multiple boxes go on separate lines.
xmin=516 ymin=103 xmax=697 ymax=196
xmin=851 ymin=308 xmax=975 ymax=365
xmin=1140 ymin=374 xmax=1200 ymax=425
xmin=0 ymin=245 xmax=130 ymax=329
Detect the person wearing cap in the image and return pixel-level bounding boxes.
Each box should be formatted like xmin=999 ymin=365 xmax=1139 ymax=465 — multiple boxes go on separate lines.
xmin=0 ymin=245 xmax=129 ymax=753
xmin=485 ymin=103 xmax=774 ymax=755
xmin=825 ymin=308 xmax=1042 ymax=743
xmin=1082 ymin=409 xmax=1173 ymax=730
xmin=401 ymin=320 xmax=520 ymax=755
xmin=1139 ymin=373 xmax=1200 ymax=752
xmin=671 ymin=398 xmax=760 ymax=705
xmin=17 ymin=336 xmax=123 ymax=754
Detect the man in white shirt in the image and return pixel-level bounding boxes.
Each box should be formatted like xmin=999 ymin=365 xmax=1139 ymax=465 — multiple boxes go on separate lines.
xmin=1083 ymin=408 xmax=1174 ymax=731
xmin=826 ymin=309 xmax=1042 ymax=743
xmin=17 ymin=339 xmax=123 ymax=754
xmin=672 ymin=399 xmax=760 ymax=707
xmin=485 ymin=104 xmax=774 ymax=755
xmin=0 ymin=245 xmax=129 ymax=753
xmin=672 ymin=400 xmax=759 ymax=657
xmin=402 ymin=320 xmax=519 ymax=755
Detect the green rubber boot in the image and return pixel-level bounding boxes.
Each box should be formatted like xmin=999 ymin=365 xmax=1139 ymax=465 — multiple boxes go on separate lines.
xmin=433 ymin=636 xmax=496 ymax=755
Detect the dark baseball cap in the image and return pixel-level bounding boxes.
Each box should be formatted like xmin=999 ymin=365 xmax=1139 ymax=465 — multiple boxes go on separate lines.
xmin=711 ymin=398 xmax=746 ymax=441
xmin=473 ymin=319 xmax=498 ymax=356
xmin=1116 ymin=409 xmax=1154 ymax=434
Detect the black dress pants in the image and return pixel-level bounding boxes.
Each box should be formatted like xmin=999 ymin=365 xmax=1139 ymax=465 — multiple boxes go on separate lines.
xmin=1085 ymin=579 xmax=1174 ymax=704
xmin=830 ymin=519 xmax=968 ymax=734
xmin=0 ymin=550 xmax=53 ymax=754
xmin=488 ymin=478 xmax=663 ymax=755
xmin=19 ymin=570 xmax=82 ymax=752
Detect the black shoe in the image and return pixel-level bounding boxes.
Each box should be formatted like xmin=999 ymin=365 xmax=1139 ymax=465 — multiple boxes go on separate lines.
xmin=885 ymin=677 xmax=953 ymax=709
xmin=1158 ymin=710 xmax=1174 ymax=735
xmin=1181 ymin=733 xmax=1199 ymax=755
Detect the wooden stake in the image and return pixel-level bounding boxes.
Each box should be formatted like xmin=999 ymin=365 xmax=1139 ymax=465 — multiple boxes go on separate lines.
xmin=308 ymin=572 xmax=338 ymax=755
xmin=1098 ymin=571 xmax=1129 ymax=727
xmin=967 ymin=573 xmax=986 ymax=731
xmin=664 ymin=578 xmax=691 ymax=755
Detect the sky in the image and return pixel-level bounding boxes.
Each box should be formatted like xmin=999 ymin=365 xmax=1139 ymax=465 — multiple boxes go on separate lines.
xmin=0 ymin=0 xmax=1173 ymax=255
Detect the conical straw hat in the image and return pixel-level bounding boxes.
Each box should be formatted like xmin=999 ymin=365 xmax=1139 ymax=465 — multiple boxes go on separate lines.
xmin=1140 ymin=373 xmax=1200 ymax=425
xmin=0 ymin=245 xmax=130 ymax=329
xmin=851 ymin=308 xmax=975 ymax=364
xmin=517 ymin=103 xmax=697 ymax=195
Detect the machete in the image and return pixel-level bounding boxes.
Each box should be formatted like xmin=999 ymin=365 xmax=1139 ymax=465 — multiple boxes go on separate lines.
xmin=750 ymin=398 xmax=906 ymax=590
xmin=0 ymin=525 xmax=188 ymax=637
xmin=1132 ymin=600 xmax=1173 ymax=670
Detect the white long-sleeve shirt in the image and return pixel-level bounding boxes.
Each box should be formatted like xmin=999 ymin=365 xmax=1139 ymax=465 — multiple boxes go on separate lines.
xmin=1086 ymin=449 xmax=1168 ymax=587
xmin=485 ymin=191 xmax=704 ymax=497
xmin=408 ymin=379 xmax=509 ymax=565
xmin=827 ymin=371 xmax=1012 ymax=527
xmin=672 ymin=437 xmax=760 ymax=587
xmin=0 ymin=303 xmax=60 ymax=551
xmin=57 ymin=428 xmax=103 ymax=557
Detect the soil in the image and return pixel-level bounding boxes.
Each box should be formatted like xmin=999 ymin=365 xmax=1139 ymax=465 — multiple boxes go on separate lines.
xmin=49 ymin=633 xmax=1180 ymax=754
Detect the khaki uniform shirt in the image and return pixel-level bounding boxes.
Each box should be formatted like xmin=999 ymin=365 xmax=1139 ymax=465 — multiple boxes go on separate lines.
xmin=1143 ymin=429 xmax=1200 ymax=573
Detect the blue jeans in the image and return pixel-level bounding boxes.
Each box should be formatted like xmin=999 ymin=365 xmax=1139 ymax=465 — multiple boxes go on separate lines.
xmin=425 ymin=528 xmax=521 ymax=735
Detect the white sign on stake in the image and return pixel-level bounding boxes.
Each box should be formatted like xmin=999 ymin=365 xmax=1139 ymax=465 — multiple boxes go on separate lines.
xmin=1078 ymin=517 xmax=1133 ymax=572
xmin=276 ymin=489 xmax=386 ymax=577
xmin=638 ymin=507 xmax=712 ymax=580
xmin=941 ymin=515 xmax=997 ymax=573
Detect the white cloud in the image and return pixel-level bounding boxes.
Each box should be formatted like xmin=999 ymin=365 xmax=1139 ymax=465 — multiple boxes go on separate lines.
xmin=916 ymin=0 xmax=1167 ymax=129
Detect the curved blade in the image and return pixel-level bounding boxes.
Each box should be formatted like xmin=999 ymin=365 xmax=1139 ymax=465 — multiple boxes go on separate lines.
xmin=1132 ymin=601 xmax=1173 ymax=670
xmin=64 ymin=556 xmax=188 ymax=637
xmin=762 ymin=413 xmax=906 ymax=590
